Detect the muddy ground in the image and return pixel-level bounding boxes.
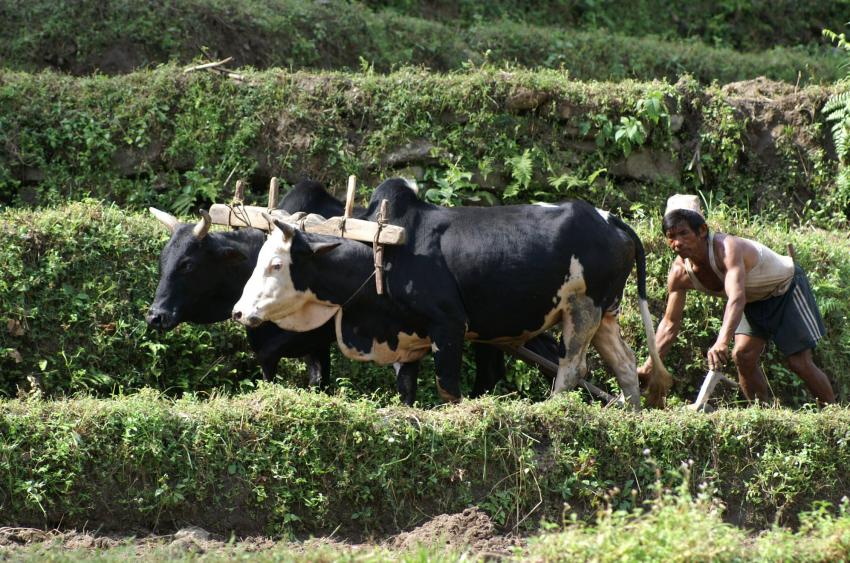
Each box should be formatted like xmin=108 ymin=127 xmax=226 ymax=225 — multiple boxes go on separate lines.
xmin=0 ymin=507 xmax=522 ymax=559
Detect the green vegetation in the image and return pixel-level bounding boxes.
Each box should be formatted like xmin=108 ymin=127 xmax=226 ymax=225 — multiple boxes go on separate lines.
xmin=1 ymin=66 xmax=844 ymax=227
xmin=822 ymin=28 xmax=850 ymax=226
xmin=2 ymin=388 xmax=850 ymax=538
xmin=3 ymin=200 xmax=850 ymax=407
xmin=527 ymin=484 xmax=850 ymax=562
xmin=365 ymin=0 xmax=850 ymax=51
xmin=0 ymin=1 xmax=841 ymax=83
xmin=3 ymin=0 xmax=850 ymax=549
xmin=0 ymin=201 xmax=260 ymax=396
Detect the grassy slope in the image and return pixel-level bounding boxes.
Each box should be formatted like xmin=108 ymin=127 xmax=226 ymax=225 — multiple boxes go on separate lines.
xmin=0 ymin=0 xmax=841 ymax=82
xmin=364 ymin=0 xmax=850 ymax=51
xmin=2 ymin=388 xmax=850 ymax=538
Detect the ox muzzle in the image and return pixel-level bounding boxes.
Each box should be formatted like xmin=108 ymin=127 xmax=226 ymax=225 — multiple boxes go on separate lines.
xmin=231 ymin=307 xmax=263 ymax=328
xmin=146 ymin=306 xmax=179 ymax=331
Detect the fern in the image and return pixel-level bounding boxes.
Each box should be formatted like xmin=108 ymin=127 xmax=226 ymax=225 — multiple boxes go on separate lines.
xmin=823 ymin=30 xmax=850 ymax=164
xmin=503 ymin=149 xmax=534 ymax=199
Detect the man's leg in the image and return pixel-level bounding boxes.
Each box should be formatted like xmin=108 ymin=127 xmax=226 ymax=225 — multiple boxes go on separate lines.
xmin=732 ymin=333 xmax=772 ymax=403
xmin=786 ymin=348 xmax=835 ymax=404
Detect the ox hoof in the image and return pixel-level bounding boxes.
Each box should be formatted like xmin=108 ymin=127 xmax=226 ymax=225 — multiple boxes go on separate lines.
xmin=436 ymin=381 xmax=461 ymax=404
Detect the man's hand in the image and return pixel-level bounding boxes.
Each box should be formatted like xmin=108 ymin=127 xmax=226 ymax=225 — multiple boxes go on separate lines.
xmin=707 ymin=340 xmax=729 ymax=371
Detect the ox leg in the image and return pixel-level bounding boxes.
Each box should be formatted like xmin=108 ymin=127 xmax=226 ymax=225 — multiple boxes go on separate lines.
xmin=395 ymin=361 xmax=421 ymax=405
xmin=430 ymin=326 xmax=465 ymax=403
xmin=591 ymin=311 xmax=641 ymax=408
xmin=470 ymin=344 xmax=505 ymax=398
xmin=247 ymin=326 xmax=274 ymax=382
xmin=258 ymin=358 xmax=276 ymax=382
xmin=552 ymin=296 xmax=601 ymax=395
xmin=305 ymin=346 xmax=331 ymax=390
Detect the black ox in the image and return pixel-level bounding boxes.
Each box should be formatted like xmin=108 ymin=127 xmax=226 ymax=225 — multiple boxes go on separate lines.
xmin=232 ymin=178 xmax=672 ymax=407
xmin=146 ymin=180 xmax=344 ymax=385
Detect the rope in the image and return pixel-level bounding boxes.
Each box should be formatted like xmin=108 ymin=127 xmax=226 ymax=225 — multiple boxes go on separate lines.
xmin=225 ymin=202 xmax=254 ymax=230
xmin=373 ymin=206 xmax=387 ymax=292
xmin=341 ymin=270 xmax=377 ymax=310
xmin=373 ymin=210 xmax=386 ymax=246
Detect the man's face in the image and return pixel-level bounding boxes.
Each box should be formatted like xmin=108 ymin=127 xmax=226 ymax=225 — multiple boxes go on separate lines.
xmin=665 ymin=221 xmax=705 ymax=259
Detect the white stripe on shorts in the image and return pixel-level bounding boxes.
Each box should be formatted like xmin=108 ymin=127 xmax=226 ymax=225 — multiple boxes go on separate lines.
xmin=792 ymin=285 xmax=822 ymax=341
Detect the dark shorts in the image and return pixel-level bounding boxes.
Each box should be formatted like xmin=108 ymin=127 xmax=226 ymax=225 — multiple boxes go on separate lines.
xmin=735 ymin=266 xmax=825 ymax=356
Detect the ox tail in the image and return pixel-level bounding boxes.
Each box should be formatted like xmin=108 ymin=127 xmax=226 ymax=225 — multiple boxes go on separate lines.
xmin=608 ymin=215 xmax=672 ymax=408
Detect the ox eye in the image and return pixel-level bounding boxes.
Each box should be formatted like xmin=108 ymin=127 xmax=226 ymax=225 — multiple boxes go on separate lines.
xmin=269 ymin=258 xmax=283 ymax=272
xmin=179 ymin=260 xmax=194 ymax=272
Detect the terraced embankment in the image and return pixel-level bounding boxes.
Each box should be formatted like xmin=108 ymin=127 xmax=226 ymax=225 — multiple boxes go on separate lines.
xmin=3 ymin=1 xmax=850 ymax=559
xmin=2 ymin=389 xmax=850 ymax=537
xmin=1 ymin=68 xmax=843 ymax=222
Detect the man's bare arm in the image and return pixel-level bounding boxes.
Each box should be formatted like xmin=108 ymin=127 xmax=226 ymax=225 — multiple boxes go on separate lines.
xmin=707 ymin=238 xmax=747 ymax=369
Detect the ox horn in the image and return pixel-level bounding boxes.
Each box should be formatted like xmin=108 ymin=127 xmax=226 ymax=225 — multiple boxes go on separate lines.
xmin=149 ymin=207 xmax=179 ymax=233
xmin=193 ymin=209 xmax=211 ymax=239
xmin=262 ymin=211 xmax=295 ymax=240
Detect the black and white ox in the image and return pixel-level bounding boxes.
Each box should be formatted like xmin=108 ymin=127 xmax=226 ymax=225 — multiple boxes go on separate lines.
xmin=232 ymin=178 xmax=672 ymax=408
xmin=146 ymin=180 xmax=345 ymax=385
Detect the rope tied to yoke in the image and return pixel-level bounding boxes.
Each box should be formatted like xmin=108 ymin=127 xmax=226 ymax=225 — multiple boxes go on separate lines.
xmin=225 ymin=201 xmax=255 ymax=230
xmin=341 ymin=200 xmax=389 ymax=307
xmin=373 ymin=208 xmax=386 ymax=276
xmin=372 ymin=199 xmax=389 ymax=295
xmin=340 ymin=270 xmax=377 ymax=310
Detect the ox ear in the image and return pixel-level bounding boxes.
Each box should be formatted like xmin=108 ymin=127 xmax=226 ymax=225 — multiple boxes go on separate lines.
xmin=272 ymin=218 xmax=295 ymax=241
xmin=308 ymin=241 xmax=341 ymax=256
xmin=150 ymin=207 xmax=179 ymax=233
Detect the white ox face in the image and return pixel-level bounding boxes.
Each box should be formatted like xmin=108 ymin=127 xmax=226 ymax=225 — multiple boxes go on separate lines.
xmin=232 ymin=223 xmax=339 ymax=332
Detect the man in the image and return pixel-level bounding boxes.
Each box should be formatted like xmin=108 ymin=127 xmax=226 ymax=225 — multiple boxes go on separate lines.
xmin=638 ymin=194 xmax=834 ymax=404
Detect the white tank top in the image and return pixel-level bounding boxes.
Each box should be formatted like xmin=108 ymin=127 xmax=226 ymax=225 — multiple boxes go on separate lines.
xmin=683 ymin=232 xmax=794 ymax=302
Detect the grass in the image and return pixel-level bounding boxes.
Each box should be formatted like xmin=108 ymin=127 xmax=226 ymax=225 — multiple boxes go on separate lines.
xmin=0 ymin=0 xmax=842 ymax=81
xmin=2 ymin=387 xmax=850 ymax=537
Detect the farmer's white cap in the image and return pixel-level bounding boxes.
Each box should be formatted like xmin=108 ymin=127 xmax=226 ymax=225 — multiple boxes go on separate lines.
xmin=664 ymin=194 xmax=703 ymax=217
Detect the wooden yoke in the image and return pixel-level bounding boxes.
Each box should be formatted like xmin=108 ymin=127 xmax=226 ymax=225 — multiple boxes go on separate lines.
xmin=206 ymin=176 xmax=406 ymax=246
xmin=373 ymin=199 xmax=389 ymax=295
xmin=344 ymin=175 xmax=356 ymax=218
xmin=268 ymin=177 xmax=280 ymax=210
xmin=234 ymin=179 xmax=245 ymax=203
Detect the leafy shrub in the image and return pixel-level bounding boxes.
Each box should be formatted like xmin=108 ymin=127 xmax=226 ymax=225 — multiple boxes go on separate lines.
xmin=0 ymin=66 xmax=842 ymax=227
xmin=0 ymin=201 xmax=261 ymax=396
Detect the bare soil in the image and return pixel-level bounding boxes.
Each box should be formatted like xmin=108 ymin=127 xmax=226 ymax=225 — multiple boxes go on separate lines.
xmin=0 ymin=507 xmax=522 ymax=559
